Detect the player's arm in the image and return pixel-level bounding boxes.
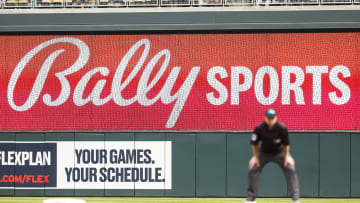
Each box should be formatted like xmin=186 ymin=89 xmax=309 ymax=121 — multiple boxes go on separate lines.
xmin=282 ymin=126 xmax=290 ymax=166
xmin=250 ymin=130 xmax=260 ymax=167
xmin=283 ymin=145 xmax=290 ymax=166
xmin=252 ymin=144 xmax=260 ymax=167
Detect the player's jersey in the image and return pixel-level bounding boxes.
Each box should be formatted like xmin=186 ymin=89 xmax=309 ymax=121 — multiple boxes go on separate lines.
xmin=251 ymin=122 xmax=290 ymax=154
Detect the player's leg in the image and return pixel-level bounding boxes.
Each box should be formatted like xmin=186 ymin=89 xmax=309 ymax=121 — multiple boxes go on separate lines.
xmin=245 ymin=153 xmax=269 ymax=202
xmin=274 ymin=153 xmax=300 ymax=202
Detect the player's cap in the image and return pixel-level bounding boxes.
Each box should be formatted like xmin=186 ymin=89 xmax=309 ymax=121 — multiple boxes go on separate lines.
xmin=265 ymin=109 xmax=276 ymax=118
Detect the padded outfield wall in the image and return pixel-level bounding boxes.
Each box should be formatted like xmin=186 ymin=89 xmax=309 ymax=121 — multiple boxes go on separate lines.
xmin=0 ymin=8 xmax=360 ymax=197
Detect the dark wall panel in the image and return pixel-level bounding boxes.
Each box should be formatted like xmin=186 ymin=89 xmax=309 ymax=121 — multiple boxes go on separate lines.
xmin=319 ymin=133 xmax=350 ymax=197
xmin=226 ymin=133 xmax=252 ymax=197
xmin=134 ymin=133 xmax=165 ymax=197
xmin=196 ymin=133 xmax=226 ymax=197
xmin=289 ymin=133 xmax=319 ymax=197
xmin=258 ymin=162 xmax=287 ymax=197
xmin=165 ymin=133 xmax=195 ymax=197
xmin=351 ymin=133 xmax=360 ymax=197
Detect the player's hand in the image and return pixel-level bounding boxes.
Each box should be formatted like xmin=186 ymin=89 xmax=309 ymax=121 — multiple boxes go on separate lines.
xmin=249 ymin=156 xmax=260 ymax=168
xmin=284 ymin=157 xmax=288 ymax=167
xmin=255 ymin=157 xmax=260 ymax=167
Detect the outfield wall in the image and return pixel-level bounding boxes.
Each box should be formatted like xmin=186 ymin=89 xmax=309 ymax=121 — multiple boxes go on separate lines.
xmin=0 ymin=132 xmax=358 ymax=198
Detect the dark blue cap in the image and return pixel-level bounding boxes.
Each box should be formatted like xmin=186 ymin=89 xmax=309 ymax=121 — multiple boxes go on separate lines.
xmin=266 ymin=109 xmax=276 ymax=117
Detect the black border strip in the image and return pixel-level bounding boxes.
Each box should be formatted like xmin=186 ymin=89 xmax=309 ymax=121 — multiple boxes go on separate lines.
xmin=1 ymin=28 xmax=360 ymax=35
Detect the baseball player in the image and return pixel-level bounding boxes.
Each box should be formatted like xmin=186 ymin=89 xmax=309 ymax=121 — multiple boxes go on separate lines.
xmin=244 ymin=109 xmax=300 ymax=203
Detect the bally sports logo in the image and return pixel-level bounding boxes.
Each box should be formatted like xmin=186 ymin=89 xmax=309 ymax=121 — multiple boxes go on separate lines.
xmin=8 ymin=38 xmax=199 ymax=129
xmin=5 ymin=36 xmax=354 ymax=130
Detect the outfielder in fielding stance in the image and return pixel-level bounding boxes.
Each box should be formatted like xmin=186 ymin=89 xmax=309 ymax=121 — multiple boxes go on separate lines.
xmin=244 ymin=109 xmax=300 ymax=203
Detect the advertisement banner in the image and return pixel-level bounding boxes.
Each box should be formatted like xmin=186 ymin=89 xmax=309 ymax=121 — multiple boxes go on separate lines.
xmin=0 ymin=143 xmax=57 ymax=188
xmin=0 ymin=141 xmax=172 ymax=189
xmin=0 ymin=33 xmax=359 ymax=130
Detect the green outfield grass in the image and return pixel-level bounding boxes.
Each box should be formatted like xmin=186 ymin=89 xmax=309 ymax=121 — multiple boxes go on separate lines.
xmin=0 ymin=197 xmax=359 ymax=203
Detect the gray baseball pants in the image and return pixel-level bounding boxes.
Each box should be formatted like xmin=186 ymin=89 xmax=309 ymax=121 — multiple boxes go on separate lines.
xmin=246 ymin=151 xmax=300 ymax=201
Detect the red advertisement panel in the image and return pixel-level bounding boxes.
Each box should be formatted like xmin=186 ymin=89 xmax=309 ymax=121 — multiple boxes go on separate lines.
xmin=0 ymin=33 xmax=359 ymax=130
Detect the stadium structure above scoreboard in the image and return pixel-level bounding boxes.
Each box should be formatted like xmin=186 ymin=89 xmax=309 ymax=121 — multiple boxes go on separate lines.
xmin=1 ymin=6 xmax=360 ymax=31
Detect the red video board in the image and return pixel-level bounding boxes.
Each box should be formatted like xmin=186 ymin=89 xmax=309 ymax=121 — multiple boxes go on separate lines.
xmin=0 ymin=33 xmax=359 ymax=130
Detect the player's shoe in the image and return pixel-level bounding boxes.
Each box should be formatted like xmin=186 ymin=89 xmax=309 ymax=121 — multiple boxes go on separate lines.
xmin=243 ymin=200 xmax=256 ymax=203
xmin=293 ymin=200 xmax=301 ymax=203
